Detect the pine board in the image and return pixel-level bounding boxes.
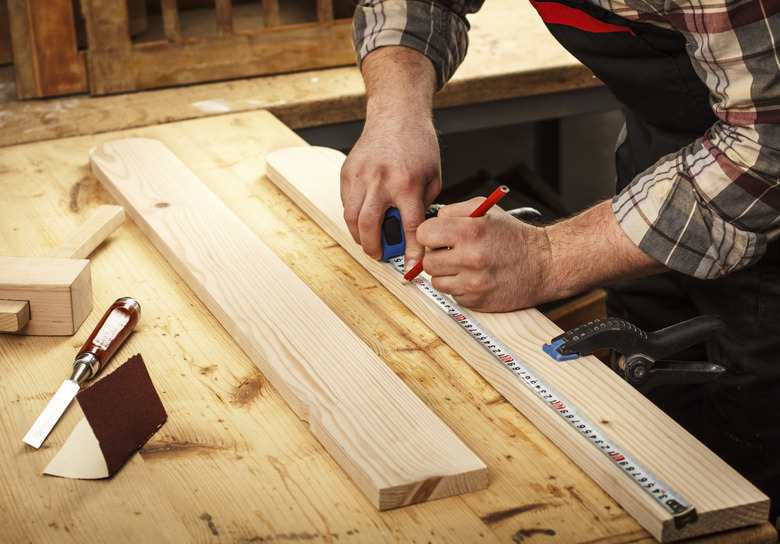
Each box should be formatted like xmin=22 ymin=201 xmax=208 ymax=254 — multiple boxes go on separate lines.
xmin=265 ymin=145 xmax=770 ymax=542
xmin=89 ymin=137 xmax=488 ymax=510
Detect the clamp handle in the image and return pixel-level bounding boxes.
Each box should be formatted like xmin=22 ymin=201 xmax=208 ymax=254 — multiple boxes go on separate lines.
xmin=546 ymin=315 xmax=727 ymax=391
xmin=551 ymin=314 xmax=725 ymax=362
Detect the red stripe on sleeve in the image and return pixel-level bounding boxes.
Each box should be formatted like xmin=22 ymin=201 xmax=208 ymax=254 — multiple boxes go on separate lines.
xmin=529 ymin=0 xmax=635 ymax=35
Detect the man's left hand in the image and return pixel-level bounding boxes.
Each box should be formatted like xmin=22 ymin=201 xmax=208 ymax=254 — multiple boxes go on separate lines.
xmin=415 ymin=199 xmax=554 ymax=312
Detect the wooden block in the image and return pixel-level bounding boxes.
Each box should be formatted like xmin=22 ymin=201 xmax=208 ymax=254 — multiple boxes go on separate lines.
xmin=0 ymin=256 xmax=91 ymax=336
xmin=264 ymin=146 xmax=770 ymax=542
xmin=90 ymin=137 xmax=488 ymax=511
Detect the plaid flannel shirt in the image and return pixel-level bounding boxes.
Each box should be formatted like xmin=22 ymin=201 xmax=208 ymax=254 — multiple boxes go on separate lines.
xmin=352 ymin=0 xmax=780 ymax=279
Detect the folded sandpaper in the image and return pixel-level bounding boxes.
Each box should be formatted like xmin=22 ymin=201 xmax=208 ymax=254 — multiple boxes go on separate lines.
xmin=44 ymin=354 xmax=167 ymax=479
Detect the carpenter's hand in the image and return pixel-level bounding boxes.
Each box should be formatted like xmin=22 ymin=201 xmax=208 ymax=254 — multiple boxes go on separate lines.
xmin=416 ymin=199 xmax=554 ymax=312
xmin=339 ymin=46 xmax=441 ymax=271
xmin=340 ymin=117 xmax=441 ymax=267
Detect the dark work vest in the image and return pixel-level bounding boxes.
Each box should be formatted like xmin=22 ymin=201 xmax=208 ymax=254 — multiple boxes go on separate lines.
xmin=528 ymin=0 xmax=719 ymax=192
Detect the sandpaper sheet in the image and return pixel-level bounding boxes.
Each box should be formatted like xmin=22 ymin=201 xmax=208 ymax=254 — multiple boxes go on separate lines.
xmin=44 ymin=354 xmax=166 ymax=479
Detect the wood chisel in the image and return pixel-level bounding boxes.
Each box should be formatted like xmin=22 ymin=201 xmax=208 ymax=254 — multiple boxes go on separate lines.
xmin=23 ymin=297 xmax=141 ymax=449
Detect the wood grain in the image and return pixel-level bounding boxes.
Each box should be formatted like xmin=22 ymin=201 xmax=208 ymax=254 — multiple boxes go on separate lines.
xmin=90 ymin=137 xmax=489 ymax=510
xmin=265 ymin=145 xmax=771 ymax=542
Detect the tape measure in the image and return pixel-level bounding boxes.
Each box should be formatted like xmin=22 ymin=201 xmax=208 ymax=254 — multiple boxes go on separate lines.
xmin=386 ymin=254 xmax=697 ymax=528
xmin=381 ymin=207 xmax=406 ymax=261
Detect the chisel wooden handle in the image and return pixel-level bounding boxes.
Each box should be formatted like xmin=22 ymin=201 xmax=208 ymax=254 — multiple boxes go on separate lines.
xmin=72 ymin=297 xmax=141 ymax=383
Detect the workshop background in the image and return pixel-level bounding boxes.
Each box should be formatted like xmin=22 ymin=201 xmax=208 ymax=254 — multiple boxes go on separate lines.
xmin=0 ymin=0 xmax=621 ymax=212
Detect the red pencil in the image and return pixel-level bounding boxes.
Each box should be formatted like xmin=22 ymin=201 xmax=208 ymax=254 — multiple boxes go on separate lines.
xmin=403 ymin=185 xmax=510 ymax=282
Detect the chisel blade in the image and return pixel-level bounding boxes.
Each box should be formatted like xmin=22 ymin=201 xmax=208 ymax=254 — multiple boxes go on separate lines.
xmin=23 ymin=380 xmax=80 ymax=449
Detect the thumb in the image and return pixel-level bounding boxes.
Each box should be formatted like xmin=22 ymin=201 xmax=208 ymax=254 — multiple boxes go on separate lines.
xmin=397 ymin=204 xmax=426 ymax=271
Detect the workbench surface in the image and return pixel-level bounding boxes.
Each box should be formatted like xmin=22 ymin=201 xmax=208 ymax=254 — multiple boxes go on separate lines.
xmin=1 ymin=111 xmax=775 ymax=543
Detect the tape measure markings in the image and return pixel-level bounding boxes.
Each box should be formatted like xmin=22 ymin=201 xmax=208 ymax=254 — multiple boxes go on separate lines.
xmin=387 ymin=256 xmax=696 ymax=528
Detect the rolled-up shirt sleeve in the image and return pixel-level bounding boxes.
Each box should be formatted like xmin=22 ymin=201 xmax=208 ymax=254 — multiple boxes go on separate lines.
xmin=352 ymin=1 xmax=483 ymax=90
xmin=613 ymin=3 xmax=780 ymax=279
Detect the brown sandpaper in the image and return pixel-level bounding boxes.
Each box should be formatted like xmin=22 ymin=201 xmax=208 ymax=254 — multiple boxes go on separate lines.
xmin=75 ymin=353 xmax=167 ymax=476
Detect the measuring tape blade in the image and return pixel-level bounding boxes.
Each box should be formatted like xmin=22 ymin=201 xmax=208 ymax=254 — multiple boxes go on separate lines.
xmin=388 ymin=256 xmax=696 ymax=528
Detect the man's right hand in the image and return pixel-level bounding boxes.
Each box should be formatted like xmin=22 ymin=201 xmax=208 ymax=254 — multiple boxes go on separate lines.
xmin=340 ymin=46 xmax=442 ymax=273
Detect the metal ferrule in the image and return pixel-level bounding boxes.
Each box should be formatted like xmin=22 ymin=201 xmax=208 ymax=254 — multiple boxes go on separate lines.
xmin=117 ymin=296 xmax=141 ymax=318
xmin=70 ymin=353 xmax=99 ymax=384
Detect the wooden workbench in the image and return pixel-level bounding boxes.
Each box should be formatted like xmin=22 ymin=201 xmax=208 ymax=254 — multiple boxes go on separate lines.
xmin=0 ymin=111 xmax=776 ymax=543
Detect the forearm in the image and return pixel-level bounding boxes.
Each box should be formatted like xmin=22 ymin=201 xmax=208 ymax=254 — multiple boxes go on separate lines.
xmin=362 ymin=47 xmax=437 ymax=133
xmin=544 ymin=200 xmax=668 ymax=300
xmin=352 ymin=0 xmax=475 ymax=90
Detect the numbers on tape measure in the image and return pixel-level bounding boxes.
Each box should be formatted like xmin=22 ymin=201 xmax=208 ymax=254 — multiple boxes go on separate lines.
xmin=389 ymin=256 xmax=696 ymax=527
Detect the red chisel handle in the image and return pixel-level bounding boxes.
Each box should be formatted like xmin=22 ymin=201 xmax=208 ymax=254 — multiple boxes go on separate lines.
xmin=71 ymin=297 xmax=141 ymax=384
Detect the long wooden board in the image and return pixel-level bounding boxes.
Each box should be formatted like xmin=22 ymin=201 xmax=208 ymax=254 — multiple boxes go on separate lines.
xmin=265 ymin=145 xmax=770 ymax=542
xmin=89 ymin=137 xmax=488 ymax=511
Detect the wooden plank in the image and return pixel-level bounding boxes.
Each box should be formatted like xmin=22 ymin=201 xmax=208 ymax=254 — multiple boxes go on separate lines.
xmin=160 ymin=0 xmax=181 ymax=40
xmin=215 ymin=0 xmax=233 ymax=35
xmin=6 ymin=0 xmax=88 ymax=98
xmin=265 ymin=145 xmax=771 ymax=542
xmin=47 ymin=205 xmax=125 ymax=260
xmin=80 ymin=0 xmax=134 ymax=94
xmin=90 ymin=137 xmax=488 ymax=511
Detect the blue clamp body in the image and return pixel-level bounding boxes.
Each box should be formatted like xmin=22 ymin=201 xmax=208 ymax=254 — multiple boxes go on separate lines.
xmin=542 ymin=338 xmax=580 ymax=362
xmin=381 ymin=207 xmax=406 ymax=261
